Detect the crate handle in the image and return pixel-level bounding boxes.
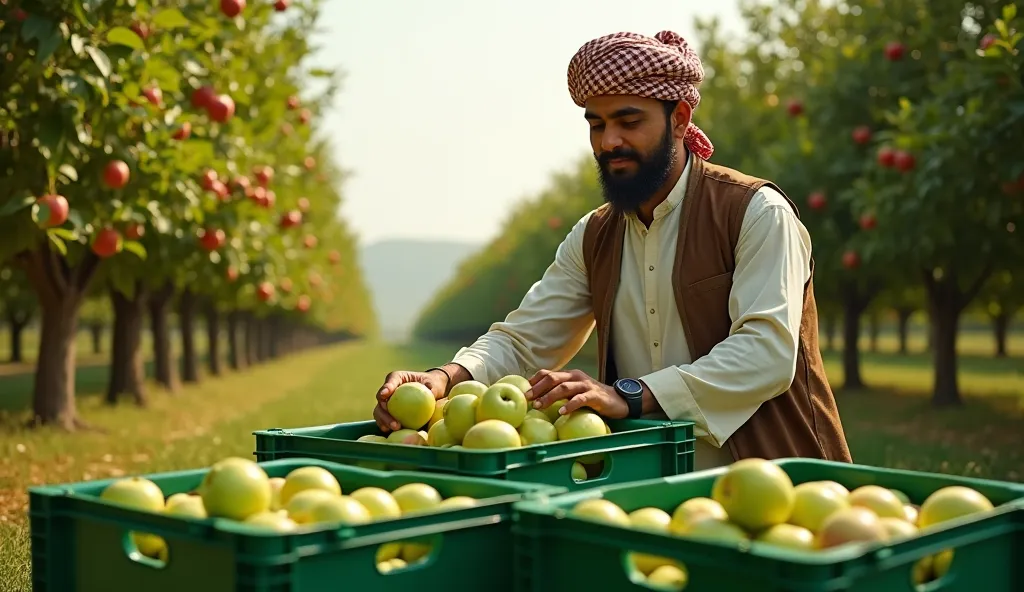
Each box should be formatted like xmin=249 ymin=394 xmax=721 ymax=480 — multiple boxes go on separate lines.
xmin=120 ymin=530 xmax=169 ymax=570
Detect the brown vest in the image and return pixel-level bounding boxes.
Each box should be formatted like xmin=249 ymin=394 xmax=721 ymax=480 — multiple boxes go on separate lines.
xmin=582 ymin=155 xmax=852 ymax=463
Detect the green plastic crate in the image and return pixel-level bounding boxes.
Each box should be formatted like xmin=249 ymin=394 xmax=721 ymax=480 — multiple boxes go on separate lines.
xmin=253 ymin=418 xmax=695 ymax=490
xmin=511 ymin=459 xmax=1024 ymax=592
xmin=29 ymin=457 xmax=565 ymax=592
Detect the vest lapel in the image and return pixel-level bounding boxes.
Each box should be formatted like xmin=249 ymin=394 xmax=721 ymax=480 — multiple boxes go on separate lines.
xmin=671 ymin=155 xmax=707 ymax=359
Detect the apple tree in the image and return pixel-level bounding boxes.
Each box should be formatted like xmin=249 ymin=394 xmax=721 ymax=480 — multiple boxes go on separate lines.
xmin=0 ymin=265 xmax=36 ymax=363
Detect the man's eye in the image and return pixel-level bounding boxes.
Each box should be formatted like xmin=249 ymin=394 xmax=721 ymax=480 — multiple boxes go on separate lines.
xmin=622 ymin=120 xmax=641 ymax=128
xmin=590 ymin=124 xmax=605 ymax=132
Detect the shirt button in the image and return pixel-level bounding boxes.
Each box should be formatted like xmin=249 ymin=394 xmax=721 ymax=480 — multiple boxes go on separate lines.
xmin=653 ymin=342 xmax=659 ymax=347
xmin=649 ymin=266 xmax=654 ymax=271
xmin=650 ymin=308 xmax=655 ymax=314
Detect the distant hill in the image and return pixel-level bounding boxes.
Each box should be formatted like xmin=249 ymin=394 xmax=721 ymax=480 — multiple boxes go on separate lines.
xmin=359 ymin=239 xmax=480 ymax=342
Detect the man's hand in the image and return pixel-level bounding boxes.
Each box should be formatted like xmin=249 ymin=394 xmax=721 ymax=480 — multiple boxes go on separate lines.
xmin=373 ymin=370 xmax=449 ymax=432
xmin=524 ymin=368 xmax=628 ymax=419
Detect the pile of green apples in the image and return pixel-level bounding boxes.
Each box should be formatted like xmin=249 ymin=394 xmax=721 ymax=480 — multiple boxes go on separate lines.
xmin=569 ymin=458 xmax=1002 ymax=590
xmin=365 ymin=375 xmax=612 ymax=479
xmin=99 ymin=456 xmax=479 ymax=570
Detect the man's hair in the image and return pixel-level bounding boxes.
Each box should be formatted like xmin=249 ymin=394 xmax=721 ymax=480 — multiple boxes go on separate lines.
xmin=661 ymin=99 xmax=679 ymax=121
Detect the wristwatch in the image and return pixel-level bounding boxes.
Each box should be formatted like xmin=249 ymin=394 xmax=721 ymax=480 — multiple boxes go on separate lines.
xmin=613 ymin=378 xmax=644 ymax=419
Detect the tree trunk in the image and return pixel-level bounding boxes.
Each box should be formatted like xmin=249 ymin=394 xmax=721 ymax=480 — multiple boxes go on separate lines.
xmin=267 ymin=316 xmax=279 ymax=359
xmin=205 ymin=301 xmax=221 ymax=376
xmin=923 ymin=266 xmax=991 ymax=408
xmin=896 ymin=307 xmax=913 ymax=355
xmin=245 ymin=314 xmax=259 ymax=366
xmin=841 ymin=285 xmax=868 ymax=390
xmin=179 ymin=288 xmax=199 ymax=383
xmin=868 ymin=312 xmax=880 ymax=353
xmin=5 ymin=311 xmax=28 ymax=363
xmin=256 ymin=318 xmax=269 ymax=362
xmin=149 ymin=282 xmax=179 ymax=392
xmin=824 ymin=314 xmax=837 ymax=351
xmin=106 ymin=283 xmax=147 ymax=406
xmin=227 ymin=310 xmax=245 ymax=370
xmin=992 ymin=312 xmax=1010 ymax=358
xmin=89 ymin=322 xmax=104 ymax=354
xmin=17 ymin=245 xmax=100 ymax=429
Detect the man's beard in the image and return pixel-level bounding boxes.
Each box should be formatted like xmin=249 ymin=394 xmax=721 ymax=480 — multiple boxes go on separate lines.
xmin=595 ymin=128 xmax=677 ymax=214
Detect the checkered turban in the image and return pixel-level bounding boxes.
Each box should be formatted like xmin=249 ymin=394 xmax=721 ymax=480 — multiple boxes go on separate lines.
xmin=567 ymin=30 xmax=714 ymax=160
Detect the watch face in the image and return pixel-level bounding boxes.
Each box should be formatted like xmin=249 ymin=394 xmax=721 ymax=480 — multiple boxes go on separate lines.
xmin=617 ymin=378 xmax=643 ymax=396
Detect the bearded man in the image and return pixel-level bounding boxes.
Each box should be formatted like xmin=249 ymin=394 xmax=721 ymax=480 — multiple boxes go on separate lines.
xmin=372 ymin=30 xmax=852 ymax=469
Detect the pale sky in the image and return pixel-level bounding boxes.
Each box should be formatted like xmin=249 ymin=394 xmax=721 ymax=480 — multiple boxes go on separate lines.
xmin=310 ymin=0 xmax=745 ymax=245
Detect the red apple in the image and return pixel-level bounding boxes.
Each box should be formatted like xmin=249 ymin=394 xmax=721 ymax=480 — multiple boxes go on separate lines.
xmin=220 ymin=0 xmax=245 ymax=18
xmin=303 ymin=235 xmax=317 ymax=249
xmin=232 ymin=175 xmax=251 ymax=191
xmin=103 ymin=160 xmax=130 ymax=189
xmin=329 ymin=250 xmax=341 ymax=265
xmin=279 ymin=210 xmax=302 ymax=228
xmin=208 ymin=95 xmax=235 ymax=122
xmin=201 ymin=169 xmax=219 ymax=191
xmin=281 ymin=123 xmax=294 ymax=136
xmin=308 ymin=272 xmax=322 ymax=287
xmin=35 ymin=194 xmax=69 ymax=228
xmin=296 ymin=295 xmax=311 ymax=312
xmin=852 ymin=126 xmax=871 ymax=145
xmin=92 ymin=228 xmax=122 ymax=258
xmin=893 ymin=150 xmax=915 ymax=172
xmin=226 ymin=266 xmax=239 ymax=282
xmin=786 ymin=100 xmax=803 ymax=116
xmin=191 ymin=86 xmax=216 ymax=110
xmin=255 ymin=166 xmax=274 ymax=186
xmin=877 ymin=147 xmax=896 ymax=168
xmin=274 ymin=0 xmax=289 ymax=11
xmin=287 ymin=95 xmax=300 ymax=110
xmin=131 ymin=22 xmax=150 ymax=41
xmin=808 ymin=192 xmax=827 ymax=211
xmin=257 ymin=282 xmax=275 ymax=302
xmin=980 ymin=34 xmax=997 ymax=50
xmin=547 ymin=217 xmax=562 ymax=229
xmin=842 ymin=250 xmax=860 ymax=269
xmin=143 ymin=85 xmax=162 ymax=107
xmin=172 ymin=122 xmax=192 ymax=140
xmin=859 ymin=213 xmax=877 ymax=230
xmin=280 ymin=278 xmax=293 ymax=293
xmin=304 ymin=156 xmax=316 ymax=170
xmin=263 ymin=190 xmax=276 ymax=209
xmin=297 ymin=197 xmax=310 ymax=212
xmin=299 ymin=108 xmax=311 ymax=124
xmin=199 ymin=228 xmax=226 ymax=251
xmin=212 ymin=180 xmax=230 ymax=201
xmin=250 ymin=186 xmax=267 ymax=206
xmin=884 ymin=41 xmax=905 ymax=61
xmin=125 ymin=223 xmax=145 ymax=241
xmin=14 ymin=8 xmax=28 ymax=21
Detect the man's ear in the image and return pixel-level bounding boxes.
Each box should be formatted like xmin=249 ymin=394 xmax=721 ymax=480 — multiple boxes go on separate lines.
xmin=672 ymin=101 xmax=693 ymax=140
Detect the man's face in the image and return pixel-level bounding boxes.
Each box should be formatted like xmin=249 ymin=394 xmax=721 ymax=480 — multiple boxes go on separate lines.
xmin=585 ymin=95 xmax=680 ymax=213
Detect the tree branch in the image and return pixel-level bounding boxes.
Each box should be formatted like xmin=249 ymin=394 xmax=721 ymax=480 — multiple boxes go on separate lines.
xmin=73 ymin=249 xmax=101 ymax=292
xmin=40 ymin=240 xmax=69 ymax=297
xmin=959 ymin=259 xmax=995 ymax=311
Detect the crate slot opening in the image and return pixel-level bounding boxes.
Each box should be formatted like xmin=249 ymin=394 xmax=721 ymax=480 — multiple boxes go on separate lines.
xmin=624 ymin=551 xmax=689 ymax=591
xmin=573 ymin=454 xmax=611 ymax=484
xmin=123 ymin=530 xmax=169 ymax=569
xmin=374 ymin=535 xmax=443 ymax=574
xmin=912 ymin=547 xmax=955 ymax=591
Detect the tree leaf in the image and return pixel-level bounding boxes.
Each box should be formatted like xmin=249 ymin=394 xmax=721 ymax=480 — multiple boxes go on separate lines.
xmin=153 ymin=8 xmax=191 ymax=29
xmin=37 ymin=118 xmax=63 ymax=160
xmin=106 ymin=26 xmax=144 ymax=50
xmin=122 ymin=241 xmax=147 ymax=260
xmin=70 ymin=34 xmax=86 ymax=55
xmin=51 ymin=227 xmax=79 ymax=241
xmin=20 ymin=14 xmax=53 ymax=43
xmin=58 ymin=164 xmax=79 ymax=182
xmin=47 ymin=233 xmax=68 ymax=256
xmin=85 ymin=45 xmax=112 ymax=78
xmin=36 ymin=27 xmax=63 ymax=63
xmin=1005 ymin=3 xmax=1018 ymax=22
xmin=0 ymin=194 xmax=36 ymax=217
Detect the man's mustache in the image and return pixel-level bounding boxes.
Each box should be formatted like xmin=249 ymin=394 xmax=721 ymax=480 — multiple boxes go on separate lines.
xmin=597 ymin=149 xmax=641 ymax=167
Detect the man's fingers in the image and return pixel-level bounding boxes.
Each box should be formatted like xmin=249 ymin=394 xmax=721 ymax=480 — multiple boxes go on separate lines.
xmin=377 ymin=370 xmax=411 ymax=400
xmin=560 ymin=391 xmax=597 ymax=415
xmin=534 ymin=381 xmax=586 ymax=410
xmin=373 ymin=405 xmax=400 ymax=432
xmin=525 ymin=371 xmax=572 ymax=402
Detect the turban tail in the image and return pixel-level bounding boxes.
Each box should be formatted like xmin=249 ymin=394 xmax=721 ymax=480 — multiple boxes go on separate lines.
xmin=567 ymin=30 xmax=714 ymax=160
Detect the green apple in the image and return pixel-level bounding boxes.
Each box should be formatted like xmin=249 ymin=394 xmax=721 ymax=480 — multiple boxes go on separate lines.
xmin=165 ymin=493 xmax=192 ymax=509
xmin=429 ymin=398 xmax=448 ymax=427
xmin=917 ymin=486 xmax=993 ymax=529
xmin=675 ymin=515 xmax=749 ymax=544
xmin=554 ymin=409 xmax=608 ymax=441
xmin=848 ymin=485 xmax=906 ymax=519
xmin=165 ymin=495 xmax=206 ymax=519
xmin=427 ymin=419 xmax=458 ymax=447
xmin=442 ymin=394 xmax=480 ymax=441
xmin=669 ymin=497 xmax=728 ymax=534
xmin=462 ymin=419 xmax=523 ymax=449
xmin=711 ymin=458 xmax=795 ymax=531
xmin=628 ymin=507 xmax=677 ymax=575
xmin=755 ymin=523 xmax=815 ymax=550
xmin=386 ymin=428 xmax=427 ymax=446
xmin=571 ymin=498 xmax=630 ymax=526
xmin=525 ymin=408 xmax=552 ymax=423
xmin=476 ymin=383 xmax=528 ymax=428
xmin=402 ymin=542 xmax=432 ymax=563
xmin=285 ymin=489 xmax=337 ymax=524
xmin=388 ymin=382 xmax=436 ymax=429
xmin=100 ymin=477 xmax=166 ymax=512
xmin=245 ymin=511 xmax=298 ymax=532
xmin=279 ymin=466 xmax=342 ymax=508
xmin=307 ymin=495 xmax=372 ymax=525
xmin=571 ymin=462 xmax=588 ymax=482
xmin=815 ymin=507 xmax=888 ymax=549
xmin=542 ymin=399 xmax=569 ymax=421
xmin=438 ymin=496 xmax=477 ymax=510
xmin=879 ymin=517 xmax=918 ymax=540
xmin=448 ymin=380 xmax=488 ymax=398
xmin=647 ymin=564 xmax=688 ymax=589
xmin=790 ymin=481 xmax=850 ymax=533
xmin=518 ymin=417 xmax=557 ymax=446
xmin=268 ymin=477 xmax=286 ymax=511
xmin=350 ymin=487 xmax=402 ymax=520
xmin=357 ymin=434 xmax=388 ymax=443
xmin=495 ymin=374 xmax=533 ymax=395
xmin=198 ymin=457 xmax=271 ymax=521
xmin=134 ymin=533 xmax=166 ymax=560
xmin=376 ymin=542 xmax=403 ymax=563
xmin=391 ymin=483 xmax=443 ymax=514
xmin=377 ymin=558 xmax=408 ymax=574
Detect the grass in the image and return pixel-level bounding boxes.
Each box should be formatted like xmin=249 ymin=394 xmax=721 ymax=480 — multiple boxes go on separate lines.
xmin=0 ymin=327 xmax=1021 ymax=590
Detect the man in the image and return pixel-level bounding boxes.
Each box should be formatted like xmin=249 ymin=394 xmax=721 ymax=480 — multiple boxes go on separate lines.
xmin=373 ymin=30 xmax=851 ymax=469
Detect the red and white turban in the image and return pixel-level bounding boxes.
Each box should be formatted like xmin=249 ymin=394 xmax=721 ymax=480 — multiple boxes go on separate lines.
xmin=567 ymin=30 xmax=715 ymax=160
